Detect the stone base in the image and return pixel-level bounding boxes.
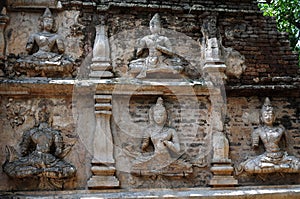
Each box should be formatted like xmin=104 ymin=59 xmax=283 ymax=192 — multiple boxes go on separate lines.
xmin=87 ymin=176 xmax=120 ymax=189
xmin=210 ymin=164 xmax=237 ymax=186
xmin=88 ymin=165 xmax=120 ymax=189
xmin=89 ymin=70 xmax=114 ymax=78
xmin=91 ymin=165 xmax=116 ymax=176
xmin=13 ymin=60 xmax=74 ymax=78
xmin=209 ymin=175 xmax=238 ymax=187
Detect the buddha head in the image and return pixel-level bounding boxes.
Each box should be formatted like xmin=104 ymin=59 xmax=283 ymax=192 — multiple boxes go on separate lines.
xmin=261 ymin=97 xmax=275 ymax=126
xmin=35 ymin=99 xmax=54 ymax=126
xmin=149 ymin=97 xmax=167 ymax=126
xmin=150 ymin=13 xmax=161 ymax=34
xmin=39 ymin=8 xmax=56 ymax=32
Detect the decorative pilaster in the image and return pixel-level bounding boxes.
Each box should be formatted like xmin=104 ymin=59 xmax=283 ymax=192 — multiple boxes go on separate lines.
xmin=201 ymin=14 xmax=237 ymax=187
xmin=0 ymin=7 xmax=9 ymax=76
xmin=89 ymin=23 xmax=113 ymax=79
xmin=87 ymin=94 xmax=119 ymax=189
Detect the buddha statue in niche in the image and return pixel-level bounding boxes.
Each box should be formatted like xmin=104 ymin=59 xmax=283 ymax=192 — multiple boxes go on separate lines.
xmin=16 ymin=8 xmax=73 ymax=77
xmin=130 ymin=97 xmax=192 ymax=176
xmin=25 ymin=8 xmax=65 ymax=62
xmin=238 ymin=98 xmax=300 ymax=174
xmin=3 ymin=101 xmax=76 ymax=189
xmin=128 ymin=14 xmax=185 ymax=79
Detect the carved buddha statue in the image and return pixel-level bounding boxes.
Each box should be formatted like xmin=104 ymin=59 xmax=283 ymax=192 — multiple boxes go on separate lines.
xmin=3 ymin=104 xmax=76 ymax=189
xmin=16 ymin=8 xmax=74 ymax=77
xmin=130 ymin=97 xmax=192 ymax=176
xmin=128 ymin=14 xmax=185 ymax=79
xmin=238 ymin=98 xmax=300 ymax=174
xmin=25 ymin=8 xmax=65 ymax=62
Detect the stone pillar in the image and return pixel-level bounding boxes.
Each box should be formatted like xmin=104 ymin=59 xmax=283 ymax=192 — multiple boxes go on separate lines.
xmin=87 ymin=94 xmax=119 ymax=189
xmin=89 ymin=24 xmax=113 ymax=79
xmin=204 ymin=65 xmax=237 ymax=187
xmin=0 ymin=7 xmax=9 ymax=77
xmin=202 ymin=14 xmax=237 ymax=187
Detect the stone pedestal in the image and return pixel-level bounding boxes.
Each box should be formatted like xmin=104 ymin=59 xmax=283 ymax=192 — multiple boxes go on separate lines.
xmin=209 ymin=133 xmax=237 ymax=186
xmin=87 ymin=94 xmax=119 ymax=189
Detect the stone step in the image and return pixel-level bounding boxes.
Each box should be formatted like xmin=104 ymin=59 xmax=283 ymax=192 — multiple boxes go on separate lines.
xmin=2 ymin=185 xmax=300 ymax=198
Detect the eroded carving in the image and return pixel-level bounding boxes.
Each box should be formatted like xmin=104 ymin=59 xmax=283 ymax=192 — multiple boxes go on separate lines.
xmin=128 ymin=97 xmax=192 ymax=176
xmin=201 ymin=15 xmax=222 ymax=63
xmin=3 ymin=100 xmax=76 ymax=189
xmin=201 ymin=14 xmax=246 ymax=80
xmin=223 ymin=47 xmax=246 ymax=79
xmin=238 ymin=98 xmax=300 ymax=174
xmin=15 ymin=8 xmax=74 ymax=77
xmin=6 ymin=98 xmax=33 ymax=128
xmin=128 ymin=14 xmax=187 ymax=79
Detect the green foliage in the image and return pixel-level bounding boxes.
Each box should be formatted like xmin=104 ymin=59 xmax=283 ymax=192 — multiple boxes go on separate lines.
xmin=257 ymin=0 xmax=300 ymax=66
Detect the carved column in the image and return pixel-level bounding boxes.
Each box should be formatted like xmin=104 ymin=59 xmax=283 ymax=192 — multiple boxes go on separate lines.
xmin=0 ymin=7 xmax=9 ymax=76
xmin=87 ymin=94 xmax=119 ymax=189
xmin=202 ymin=14 xmax=237 ymax=187
xmin=89 ymin=23 xmax=113 ymax=79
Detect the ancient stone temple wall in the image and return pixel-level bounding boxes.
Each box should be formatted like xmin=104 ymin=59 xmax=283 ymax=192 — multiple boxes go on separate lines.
xmin=0 ymin=0 xmax=299 ymax=196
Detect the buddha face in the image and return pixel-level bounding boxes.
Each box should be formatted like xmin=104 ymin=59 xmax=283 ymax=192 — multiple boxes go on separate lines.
xmin=261 ymin=110 xmax=275 ymax=126
xmin=150 ymin=22 xmax=161 ymax=34
xmin=153 ymin=107 xmax=167 ymax=125
xmin=42 ymin=17 xmax=54 ymax=32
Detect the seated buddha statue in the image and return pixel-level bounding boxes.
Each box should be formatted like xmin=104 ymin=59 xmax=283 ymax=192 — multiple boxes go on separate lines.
xmin=128 ymin=14 xmax=185 ymax=79
xmin=238 ymin=98 xmax=300 ymax=174
xmin=16 ymin=8 xmax=73 ymax=77
xmin=3 ymin=105 xmax=76 ymax=189
xmin=130 ymin=97 xmax=192 ymax=176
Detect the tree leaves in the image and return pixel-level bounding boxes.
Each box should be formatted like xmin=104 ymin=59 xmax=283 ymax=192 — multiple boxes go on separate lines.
xmin=258 ymin=0 xmax=300 ymax=66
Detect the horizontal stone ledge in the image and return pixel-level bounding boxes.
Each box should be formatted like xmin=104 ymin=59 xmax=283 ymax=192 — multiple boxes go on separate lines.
xmin=226 ymin=84 xmax=300 ymax=97
xmin=1 ymin=185 xmax=300 ymax=199
xmin=1 ymin=79 xmax=299 ymax=97
xmin=6 ymin=0 xmax=63 ymax=10
xmin=95 ymin=2 xmax=261 ymax=14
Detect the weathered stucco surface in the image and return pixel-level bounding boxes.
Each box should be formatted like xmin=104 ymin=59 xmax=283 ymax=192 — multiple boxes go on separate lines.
xmin=0 ymin=0 xmax=299 ymax=196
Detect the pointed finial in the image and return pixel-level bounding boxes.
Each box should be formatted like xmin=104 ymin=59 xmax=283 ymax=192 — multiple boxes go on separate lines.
xmin=150 ymin=13 xmax=161 ymax=27
xmin=1 ymin=7 xmax=7 ymax=15
xmin=156 ymin=97 xmax=164 ymax=106
xmin=42 ymin=8 xmax=53 ymax=19
xmin=264 ymin=97 xmax=271 ymax=106
xmin=152 ymin=97 xmax=166 ymax=112
xmin=261 ymin=97 xmax=273 ymax=113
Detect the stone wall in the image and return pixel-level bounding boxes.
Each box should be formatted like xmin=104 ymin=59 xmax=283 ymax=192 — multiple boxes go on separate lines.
xmin=0 ymin=0 xmax=299 ymax=192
